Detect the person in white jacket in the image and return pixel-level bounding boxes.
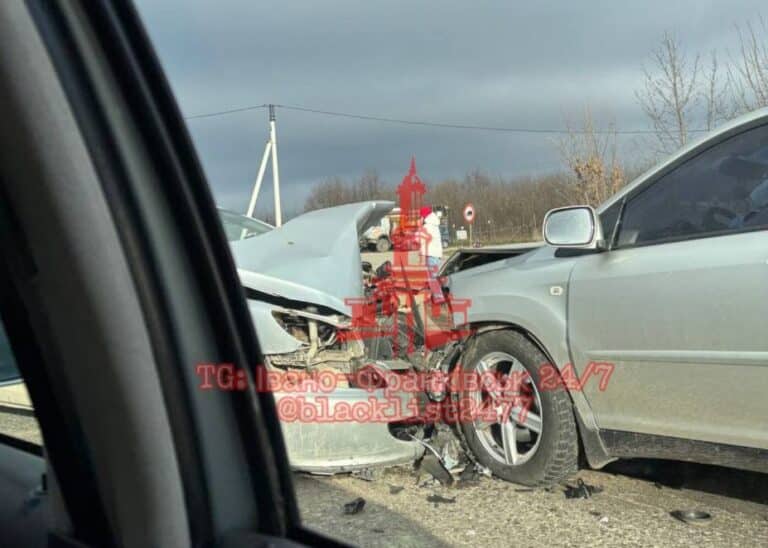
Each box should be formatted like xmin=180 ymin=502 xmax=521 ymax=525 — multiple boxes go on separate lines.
xmin=419 ymin=206 xmax=444 ymax=302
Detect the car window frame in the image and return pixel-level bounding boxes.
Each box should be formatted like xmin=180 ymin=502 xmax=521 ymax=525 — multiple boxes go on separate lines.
xmin=19 ymin=1 xmax=351 ymax=545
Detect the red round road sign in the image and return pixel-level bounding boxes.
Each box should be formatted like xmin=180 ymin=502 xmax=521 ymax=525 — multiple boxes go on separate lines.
xmin=463 ymin=203 xmax=475 ymax=224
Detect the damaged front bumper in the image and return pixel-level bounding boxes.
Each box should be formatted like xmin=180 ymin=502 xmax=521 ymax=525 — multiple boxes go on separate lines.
xmin=274 ymin=388 xmax=424 ymax=474
xmin=231 ymin=202 xmax=433 ymax=474
xmin=248 ymin=299 xmax=425 ymax=473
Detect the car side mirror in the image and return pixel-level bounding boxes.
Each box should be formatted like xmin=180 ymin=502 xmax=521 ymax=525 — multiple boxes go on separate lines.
xmin=543 ymin=205 xmax=604 ymax=249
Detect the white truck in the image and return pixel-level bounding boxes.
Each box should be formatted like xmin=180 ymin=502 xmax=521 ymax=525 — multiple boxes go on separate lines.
xmin=360 ymin=208 xmax=394 ymax=252
xmin=360 ymin=206 xmax=451 ymax=252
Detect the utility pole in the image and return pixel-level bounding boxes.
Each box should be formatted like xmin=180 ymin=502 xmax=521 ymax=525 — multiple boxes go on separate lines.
xmin=245 ymin=104 xmax=282 ymax=227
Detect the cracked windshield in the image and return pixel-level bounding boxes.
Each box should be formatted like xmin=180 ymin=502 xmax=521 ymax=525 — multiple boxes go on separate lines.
xmin=4 ymin=1 xmax=764 ymax=546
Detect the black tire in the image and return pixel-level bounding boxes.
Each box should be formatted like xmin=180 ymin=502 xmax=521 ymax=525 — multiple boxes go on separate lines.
xmin=456 ymin=330 xmax=578 ymax=486
xmin=376 ymin=237 xmax=391 ymax=253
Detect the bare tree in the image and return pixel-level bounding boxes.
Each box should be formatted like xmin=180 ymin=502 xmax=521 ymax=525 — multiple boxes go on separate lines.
xmin=636 ymin=32 xmax=700 ymax=153
xmin=351 ymin=170 xmax=391 ymax=202
xmin=303 ymin=171 xmax=394 ymax=212
xmin=425 ymin=171 xmax=573 ymax=243
xmin=729 ymin=17 xmax=768 ymax=114
xmin=301 ymin=162 xmax=622 ymax=245
xmin=702 ymin=51 xmax=730 ymax=130
xmin=558 ymin=108 xmax=626 ymax=206
xmin=303 ymin=176 xmax=350 ymax=212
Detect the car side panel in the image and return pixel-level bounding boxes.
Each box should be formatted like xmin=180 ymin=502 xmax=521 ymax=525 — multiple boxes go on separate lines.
xmin=568 ymin=231 xmax=768 ymax=450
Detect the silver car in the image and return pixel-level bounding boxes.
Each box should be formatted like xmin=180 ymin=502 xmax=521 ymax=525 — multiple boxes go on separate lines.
xmin=230 ymin=201 xmax=423 ymax=472
xmin=0 ymin=203 xmax=423 ymax=473
xmin=445 ymin=107 xmax=768 ymax=485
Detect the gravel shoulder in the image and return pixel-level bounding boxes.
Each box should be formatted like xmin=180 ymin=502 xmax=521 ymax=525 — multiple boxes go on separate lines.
xmin=295 ymin=464 xmax=768 ymax=547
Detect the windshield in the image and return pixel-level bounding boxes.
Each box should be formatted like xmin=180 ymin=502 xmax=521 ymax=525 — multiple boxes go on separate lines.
xmin=217 ymin=208 xmax=273 ymax=241
xmin=5 ymin=4 xmax=768 ymax=546
xmin=0 ymin=327 xmax=18 ymax=385
xmin=113 ymin=2 xmax=768 ymax=545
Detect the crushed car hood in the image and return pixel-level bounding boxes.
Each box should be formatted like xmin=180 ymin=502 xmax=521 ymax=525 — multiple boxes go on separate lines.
xmin=440 ymin=241 xmax=543 ymax=276
xmin=231 ymin=201 xmax=394 ymax=313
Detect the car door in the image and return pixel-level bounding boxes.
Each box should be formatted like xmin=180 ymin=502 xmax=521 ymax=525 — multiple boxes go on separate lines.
xmin=568 ymin=121 xmax=768 ymax=453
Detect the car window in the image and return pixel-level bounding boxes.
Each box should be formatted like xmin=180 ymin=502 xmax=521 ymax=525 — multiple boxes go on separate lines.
xmin=0 ymin=319 xmax=41 ymax=447
xmin=0 ymin=326 xmax=19 ymax=384
xmin=218 ymin=209 xmax=273 ymax=242
xmin=618 ymin=124 xmax=768 ymax=247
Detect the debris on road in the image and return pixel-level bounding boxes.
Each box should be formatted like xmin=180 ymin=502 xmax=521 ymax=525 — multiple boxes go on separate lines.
xmin=670 ymin=509 xmax=712 ymax=526
xmin=457 ymin=464 xmax=482 ymax=487
xmin=418 ymin=452 xmax=454 ymax=486
xmin=409 ymin=426 xmax=466 ymax=487
xmin=388 ymin=485 xmax=405 ymax=495
xmin=426 ymin=494 xmax=457 ymax=506
xmin=435 ymin=428 xmax=463 ymax=471
xmin=564 ymin=478 xmax=603 ymax=499
xmin=343 ymin=497 xmax=366 ymax=515
xmin=296 ymin=464 xmax=768 ymax=547
xmin=590 ymin=510 xmax=610 ymax=525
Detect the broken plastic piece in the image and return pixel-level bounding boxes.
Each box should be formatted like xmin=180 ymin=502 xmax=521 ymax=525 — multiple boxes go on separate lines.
xmin=419 ymin=453 xmax=454 ymax=486
xmin=477 ymin=464 xmax=492 ymax=477
xmin=343 ymin=497 xmax=366 ymax=515
xmin=564 ymin=478 xmax=603 ymax=499
xmin=457 ymin=464 xmax=481 ymax=487
xmin=426 ymin=494 xmax=457 ymax=506
xmin=670 ymin=510 xmax=712 ymax=525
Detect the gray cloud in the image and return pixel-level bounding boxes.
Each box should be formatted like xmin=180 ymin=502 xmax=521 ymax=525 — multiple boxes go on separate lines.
xmin=135 ymin=0 xmax=765 ymax=216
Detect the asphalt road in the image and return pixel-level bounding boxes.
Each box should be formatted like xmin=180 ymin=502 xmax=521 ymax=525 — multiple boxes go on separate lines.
xmin=2 ymin=403 xmax=767 ymax=547
xmin=0 ymin=408 xmax=41 ymax=445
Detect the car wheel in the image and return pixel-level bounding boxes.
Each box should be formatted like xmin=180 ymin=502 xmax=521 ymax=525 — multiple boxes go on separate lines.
xmin=457 ymin=330 xmax=578 ymax=486
xmin=376 ymin=237 xmax=391 ymax=253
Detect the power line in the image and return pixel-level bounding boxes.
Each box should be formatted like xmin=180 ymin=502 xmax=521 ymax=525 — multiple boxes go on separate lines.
xmin=274 ymin=104 xmax=669 ymax=135
xmin=184 ymin=103 xmax=268 ymax=120
xmin=185 ymin=101 xmax=711 ymax=135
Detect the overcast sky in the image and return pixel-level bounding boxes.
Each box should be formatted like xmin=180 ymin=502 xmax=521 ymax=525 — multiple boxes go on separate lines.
xmin=135 ymin=0 xmax=765 ymax=218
